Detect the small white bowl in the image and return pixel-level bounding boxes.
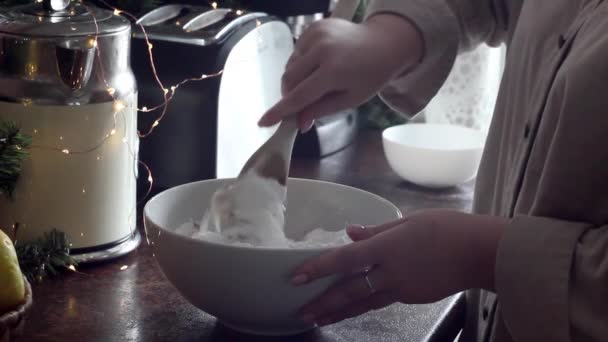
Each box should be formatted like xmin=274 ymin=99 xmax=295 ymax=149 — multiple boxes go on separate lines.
xmin=382 ymin=123 xmax=486 ymax=188
xmin=144 ymin=178 xmax=401 ymax=336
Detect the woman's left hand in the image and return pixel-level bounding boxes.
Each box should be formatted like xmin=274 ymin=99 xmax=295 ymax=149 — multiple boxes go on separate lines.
xmin=291 ymin=209 xmax=507 ymax=326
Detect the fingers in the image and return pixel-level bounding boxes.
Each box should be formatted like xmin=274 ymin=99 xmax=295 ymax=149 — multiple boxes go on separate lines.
xmin=298 ymin=267 xmax=388 ymax=322
xmin=347 ymin=217 xmax=408 ymax=241
xmin=297 ymin=116 xmax=315 ymax=134
xmin=282 ymin=49 xmax=320 ymax=96
xmin=291 ymin=239 xmax=377 ymax=285
xmin=294 ymin=20 xmax=326 ymax=53
xmin=282 ymin=49 xmax=321 ymax=133
xmin=316 ymin=292 xmax=395 ymax=326
xmin=259 ymin=69 xmax=331 ymax=127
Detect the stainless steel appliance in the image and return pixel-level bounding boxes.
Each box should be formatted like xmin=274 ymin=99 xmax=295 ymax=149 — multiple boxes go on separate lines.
xmin=131 ymin=5 xmax=294 ymax=194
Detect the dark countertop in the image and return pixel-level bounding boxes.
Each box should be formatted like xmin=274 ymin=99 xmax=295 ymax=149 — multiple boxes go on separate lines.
xmin=19 ymin=129 xmax=473 ymax=342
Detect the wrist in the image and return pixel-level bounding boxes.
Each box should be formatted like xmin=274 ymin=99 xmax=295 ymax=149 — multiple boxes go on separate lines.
xmin=463 ymin=214 xmax=508 ymax=291
xmin=362 ymin=13 xmax=424 ymax=75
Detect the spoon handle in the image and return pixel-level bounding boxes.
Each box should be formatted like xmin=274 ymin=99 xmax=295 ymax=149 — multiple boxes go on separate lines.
xmin=237 ymin=116 xmax=298 ymax=184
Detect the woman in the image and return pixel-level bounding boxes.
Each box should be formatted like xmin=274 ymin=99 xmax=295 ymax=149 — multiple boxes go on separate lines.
xmin=258 ymin=1 xmax=608 ymax=341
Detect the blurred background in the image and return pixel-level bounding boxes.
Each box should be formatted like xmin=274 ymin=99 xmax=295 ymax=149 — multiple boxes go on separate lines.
xmin=0 ymin=0 xmax=505 ymax=132
xmin=0 ymin=0 xmax=408 ymax=129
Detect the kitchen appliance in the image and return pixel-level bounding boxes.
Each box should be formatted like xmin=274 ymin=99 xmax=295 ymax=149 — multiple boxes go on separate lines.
xmin=0 ymin=0 xmax=140 ymax=262
xmin=293 ymin=108 xmax=358 ymax=158
xmin=132 ymin=5 xmax=293 ymax=194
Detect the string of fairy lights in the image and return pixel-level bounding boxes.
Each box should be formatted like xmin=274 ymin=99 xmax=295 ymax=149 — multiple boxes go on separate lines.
xmin=26 ymin=0 xmax=252 ymax=198
xmin=8 ymin=0 xmax=257 ymax=246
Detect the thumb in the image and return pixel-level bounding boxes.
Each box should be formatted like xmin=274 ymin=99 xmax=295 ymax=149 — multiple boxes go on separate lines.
xmin=346 ymin=217 xmax=408 ymax=241
xmin=346 ymin=224 xmax=375 ymax=241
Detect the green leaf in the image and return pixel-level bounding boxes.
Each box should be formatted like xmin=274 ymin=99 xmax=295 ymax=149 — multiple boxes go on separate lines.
xmin=14 ymin=228 xmax=77 ymax=283
xmin=0 ymin=120 xmax=32 ymax=199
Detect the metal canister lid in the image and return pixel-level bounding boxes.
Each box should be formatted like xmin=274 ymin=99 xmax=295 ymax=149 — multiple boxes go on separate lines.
xmin=0 ymin=0 xmax=130 ymax=38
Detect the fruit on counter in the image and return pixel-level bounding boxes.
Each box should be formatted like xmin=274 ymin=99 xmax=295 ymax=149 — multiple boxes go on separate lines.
xmin=0 ymin=229 xmax=25 ymax=313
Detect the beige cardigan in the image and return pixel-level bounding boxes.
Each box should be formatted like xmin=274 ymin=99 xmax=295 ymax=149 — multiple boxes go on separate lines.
xmin=365 ymin=0 xmax=608 ymax=341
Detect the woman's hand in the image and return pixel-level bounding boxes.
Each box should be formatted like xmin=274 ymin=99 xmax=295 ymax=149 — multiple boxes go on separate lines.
xmin=258 ymin=14 xmax=424 ymax=132
xmin=292 ymin=209 xmax=507 ymax=326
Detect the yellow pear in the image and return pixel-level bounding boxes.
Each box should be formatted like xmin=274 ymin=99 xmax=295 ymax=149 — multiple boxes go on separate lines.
xmin=0 ymin=229 xmax=25 ymax=313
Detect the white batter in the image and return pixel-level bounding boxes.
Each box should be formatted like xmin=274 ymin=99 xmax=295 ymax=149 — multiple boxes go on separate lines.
xmin=174 ymin=171 xmax=349 ymax=248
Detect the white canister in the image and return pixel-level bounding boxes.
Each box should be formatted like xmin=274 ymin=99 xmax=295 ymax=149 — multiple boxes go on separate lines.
xmin=0 ymin=0 xmax=139 ymax=261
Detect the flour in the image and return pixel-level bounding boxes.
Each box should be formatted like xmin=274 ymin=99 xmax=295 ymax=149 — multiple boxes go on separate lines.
xmin=173 ymin=171 xmax=350 ymax=249
xmin=174 ymin=219 xmax=350 ymax=249
xmin=200 ymin=170 xmax=289 ymax=247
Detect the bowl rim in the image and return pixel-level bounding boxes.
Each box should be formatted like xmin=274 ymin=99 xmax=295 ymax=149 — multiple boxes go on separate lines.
xmin=143 ymin=177 xmax=403 ymax=253
xmin=382 ymin=123 xmax=486 ymax=152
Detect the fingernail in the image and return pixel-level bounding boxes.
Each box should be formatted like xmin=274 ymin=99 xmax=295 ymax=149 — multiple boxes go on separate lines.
xmin=300 ymin=119 xmax=314 ymax=133
xmin=292 ymin=273 xmax=309 ymax=285
xmin=299 ymin=314 xmax=316 ymax=323
xmin=346 ymin=224 xmax=365 ymax=231
xmin=258 ymin=115 xmax=273 ymax=127
xmin=346 ymin=224 xmax=369 ymax=240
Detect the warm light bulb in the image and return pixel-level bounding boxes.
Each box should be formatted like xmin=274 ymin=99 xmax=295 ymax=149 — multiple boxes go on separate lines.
xmin=148 ymin=175 xmax=153 ymax=183
xmin=113 ymin=100 xmax=126 ymax=112
xmin=162 ymin=88 xmax=169 ymax=95
xmin=142 ymin=106 xmax=148 ymax=112
xmin=236 ymin=9 xmax=243 ymax=15
xmin=120 ymin=265 xmax=129 ymax=271
xmin=82 ymin=188 xmax=86 ymax=194
xmin=107 ymin=87 xmax=116 ymax=96
xmin=26 ymin=63 xmax=37 ymax=77
xmin=110 ymin=129 xmax=117 ymax=135
xmin=170 ymin=86 xmax=177 ymax=92
xmin=147 ymin=42 xmax=153 ymax=50
xmin=152 ymin=120 xmax=159 ymax=128
xmin=88 ymin=38 xmax=97 ymax=48
xmin=68 ymin=265 xmax=77 ymax=272
xmin=113 ymin=9 xmax=122 ymax=16
xmin=15 ymin=145 xmax=22 ymax=150
xmin=62 ymin=149 xmax=70 ymax=154
xmin=211 ymin=2 xmax=218 ymax=9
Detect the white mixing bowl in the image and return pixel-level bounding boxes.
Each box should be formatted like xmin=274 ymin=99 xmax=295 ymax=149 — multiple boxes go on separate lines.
xmin=144 ymin=178 xmax=401 ymax=336
xmin=382 ymin=123 xmax=486 ymax=188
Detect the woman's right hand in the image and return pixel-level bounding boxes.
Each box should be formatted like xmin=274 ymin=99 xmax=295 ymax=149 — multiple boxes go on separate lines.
xmin=258 ymin=13 xmax=424 ymax=132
